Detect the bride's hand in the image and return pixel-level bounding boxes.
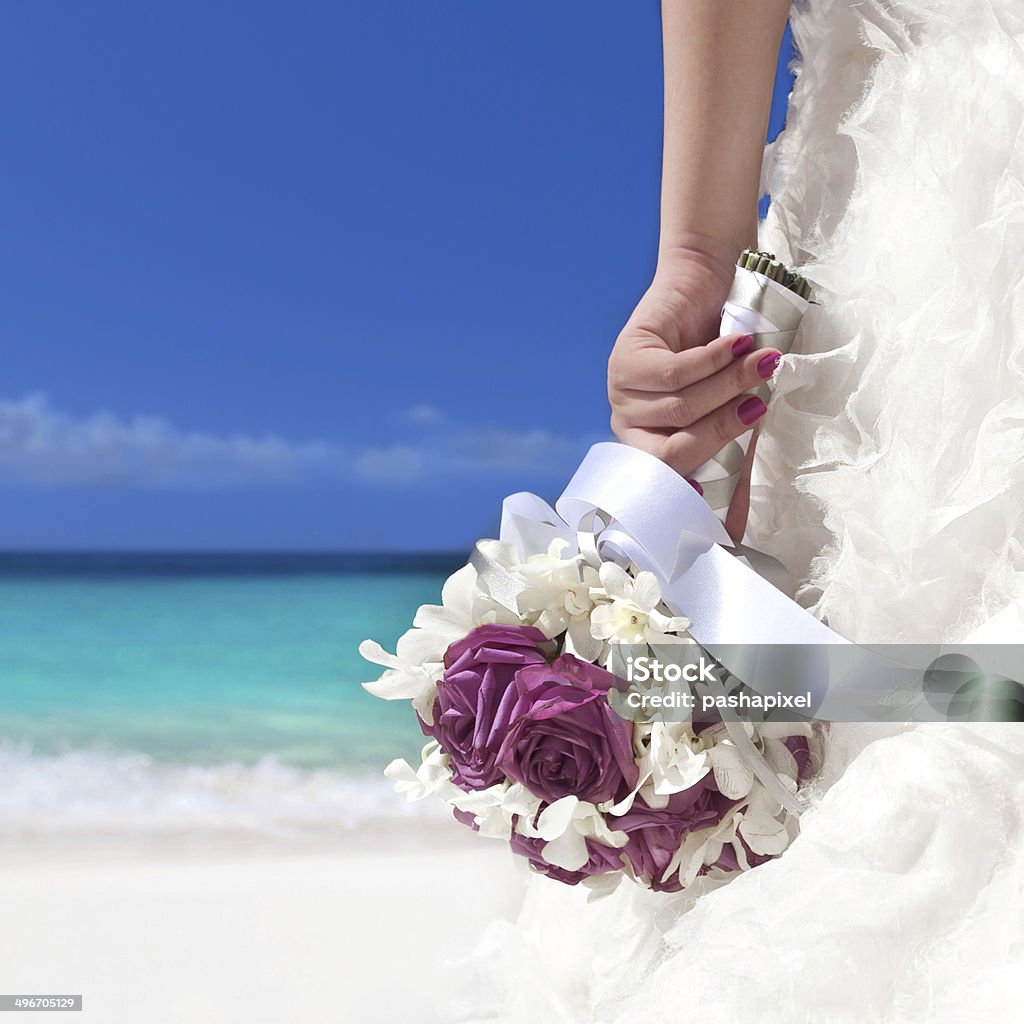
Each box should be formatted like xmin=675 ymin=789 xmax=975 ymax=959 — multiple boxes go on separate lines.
xmin=607 ymin=250 xmax=779 ymax=539
xmin=615 ymin=0 xmax=790 ymax=538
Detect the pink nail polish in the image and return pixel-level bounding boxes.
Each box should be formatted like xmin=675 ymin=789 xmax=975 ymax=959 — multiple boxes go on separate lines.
xmin=738 ymin=396 xmax=767 ymax=426
xmin=731 ymin=335 xmax=754 ymax=357
xmin=687 ymin=478 xmax=703 ymax=496
xmin=757 ymin=353 xmax=781 ymax=379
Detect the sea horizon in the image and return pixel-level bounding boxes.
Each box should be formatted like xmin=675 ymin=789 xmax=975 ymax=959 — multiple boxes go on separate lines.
xmin=0 ymin=548 xmax=468 ymax=575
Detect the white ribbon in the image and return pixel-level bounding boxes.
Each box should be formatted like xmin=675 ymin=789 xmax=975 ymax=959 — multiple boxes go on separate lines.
xmin=554 ymin=443 xmax=838 ymax=648
xmin=475 ymin=442 xmax=935 ymax=817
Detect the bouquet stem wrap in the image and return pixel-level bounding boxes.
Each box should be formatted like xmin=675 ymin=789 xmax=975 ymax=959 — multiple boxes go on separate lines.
xmin=691 ymin=251 xmax=811 ymax=518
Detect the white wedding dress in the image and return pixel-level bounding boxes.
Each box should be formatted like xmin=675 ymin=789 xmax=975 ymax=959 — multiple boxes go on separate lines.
xmin=453 ymin=2 xmax=1024 ymax=1020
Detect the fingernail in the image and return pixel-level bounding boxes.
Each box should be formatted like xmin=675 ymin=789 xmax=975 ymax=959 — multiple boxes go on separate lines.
xmin=757 ymin=353 xmax=781 ymax=379
xmin=731 ymin=334 xmax=754 ymax=357
xmin=687 ymin=478 xmax=703 ymax=496
xmin=738 ymin=396 xmax=767 ymax=426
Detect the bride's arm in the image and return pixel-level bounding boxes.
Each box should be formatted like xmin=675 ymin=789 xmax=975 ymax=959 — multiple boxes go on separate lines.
xmin=608 ymin=0 xmax=790 ymax=539
xmin=660 ymin=0 xmax=790 ymax=264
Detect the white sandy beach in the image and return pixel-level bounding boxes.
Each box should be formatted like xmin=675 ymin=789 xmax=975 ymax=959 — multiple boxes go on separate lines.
xmin=0 ymin=827 xmax=525 ymax=1024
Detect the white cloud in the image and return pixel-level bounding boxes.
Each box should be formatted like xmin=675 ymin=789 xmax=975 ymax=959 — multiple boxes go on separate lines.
xmin=445 ymin=428 xmax=582 ymax=473
xmin=404 ymin=404 xmax=445 ymax=426
xmin=0 ymin=393 xmax=346 ymax=488
xmin=0 ymin=393 xmax=593 ymax=490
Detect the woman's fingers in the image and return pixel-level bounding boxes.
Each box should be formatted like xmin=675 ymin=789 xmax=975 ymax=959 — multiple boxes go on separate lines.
xmin=608 ymin=332 xmax=754 ymax=393
xmin=615 ymin=346 xmax=780 ymax=429
xmin=656 ymin=394 xmax=767 ymax=475
xmin=614 ymin=393 xmax=768 ymax=479
xmin=609 ymin=328 xmax=779 ymax=482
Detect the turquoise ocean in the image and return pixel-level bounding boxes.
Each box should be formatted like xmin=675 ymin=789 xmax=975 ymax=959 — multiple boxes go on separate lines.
xmin=0 ymin=552 xmax=459 ymax=835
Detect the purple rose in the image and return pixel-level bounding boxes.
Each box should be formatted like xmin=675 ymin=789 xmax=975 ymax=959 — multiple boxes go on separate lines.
xmin=509 ymin=831 xmax=626 ymax=886
xmin=494 ymin=654 xmax=638 ymax=805
xmin=424 ymin=624 xmax=548 ymax=790
xmin=617 ymin=779 xmax=732 ymax=892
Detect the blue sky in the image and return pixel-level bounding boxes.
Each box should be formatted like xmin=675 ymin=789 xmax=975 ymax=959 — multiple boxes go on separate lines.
xmin=0 ymin=3 xmax=793 ymax=550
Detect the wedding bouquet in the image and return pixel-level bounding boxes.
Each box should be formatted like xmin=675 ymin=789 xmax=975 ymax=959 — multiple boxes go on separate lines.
xmin=361 ymin=553 xmax=816 ymax=894
xmin=361 ymin=252 xmax=821 ymax=895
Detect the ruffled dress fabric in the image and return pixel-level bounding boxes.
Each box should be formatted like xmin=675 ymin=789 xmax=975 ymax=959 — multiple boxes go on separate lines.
xmin=453 ymin=2 xmax=1024 ymax=1020
xmin=755 ymin=0 xmax=1024 ymax=645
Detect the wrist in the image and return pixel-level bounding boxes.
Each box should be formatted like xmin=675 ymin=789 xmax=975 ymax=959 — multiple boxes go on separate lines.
xmin=655 ymin=230 xmax=746 ymax=293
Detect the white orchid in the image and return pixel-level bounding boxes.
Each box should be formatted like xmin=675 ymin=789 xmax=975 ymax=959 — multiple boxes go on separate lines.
xmin=512 ymin=538 xmax=581 ymax=584
xmin=606 ymin=721 xmax=710 ymax=816
xmin=694 ymin=722 xmax=757 ymax=801
xmin=383 ymin=742 xmax=461 ymax=803
xmin=411 ymin=558 xmax=521 ymax=640
xmin=513 ymin=540 xmax=604 ymax=661
xmin=447 ymin=781 xmax=541 ymax=841
xmin=360 ymin=561 xmax=520 ymax=724
xmin=658 ymin=763 xmax=795 ymax=888
xmin=736 ymin=785 xmax=791 ymax=858
xmin=646 ymin=722 xmax=710 ymax=795
xmin=662 ymin=809 xmax=743 ymax=889
xmin=359 ymin=635 xmax=445 ymax=724
xmin=515 ymin=795 xmax=629 ymax=872
xmin=705 ymin=740 xmax=755 ymax=801
xmin=589 ymin=563 xmax=690 ymax=647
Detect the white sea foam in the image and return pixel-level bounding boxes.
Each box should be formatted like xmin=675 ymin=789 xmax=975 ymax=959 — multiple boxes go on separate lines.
xmin=0 ymin=739 xmax=442 ymax=836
